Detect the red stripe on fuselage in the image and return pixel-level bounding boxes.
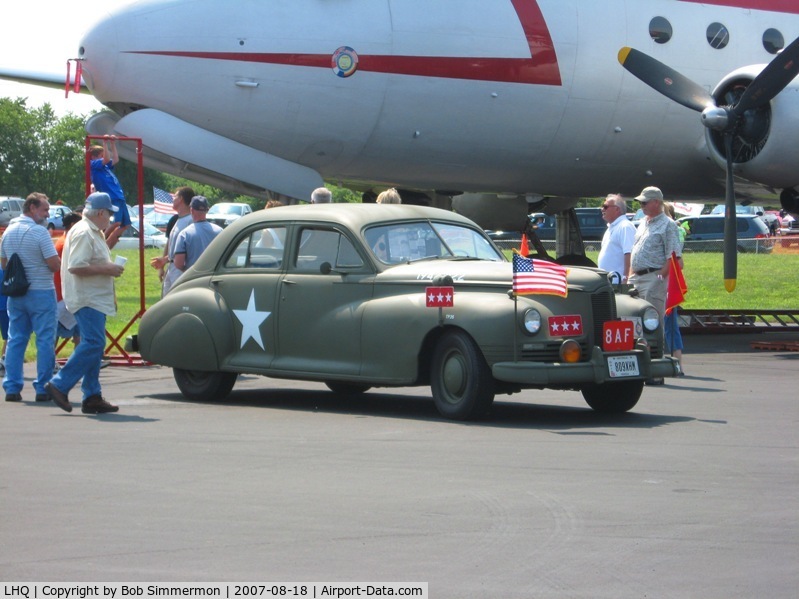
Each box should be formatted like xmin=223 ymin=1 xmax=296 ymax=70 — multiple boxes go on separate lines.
xmin=127 ymin=0 xmax=562 ymax=86
xmin=678 ymin=0 xmax=799 ymax=13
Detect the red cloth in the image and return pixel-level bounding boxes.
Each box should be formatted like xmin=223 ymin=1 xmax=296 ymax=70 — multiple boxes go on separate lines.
xmin=519 ymin=233 xmax=529 ymax=258
xmin=665 ymin=251 xmax=687 ymax=314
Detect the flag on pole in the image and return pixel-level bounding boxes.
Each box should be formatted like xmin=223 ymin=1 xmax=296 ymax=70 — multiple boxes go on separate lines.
xmin=519 ymin=233 xmax=529 ymax=257
xmin=153 ymin=187 xmax=177 ymax=214
xmin=665 ymin=251 xmax=687 ymax=314
xmin=512 ymin=252 xmax=568 ymax=297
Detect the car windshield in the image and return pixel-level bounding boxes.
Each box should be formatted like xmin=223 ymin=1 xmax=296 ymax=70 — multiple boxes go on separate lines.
xmin=364 ymin=221 xmax=503 ymax=264
xmin=711 ymin=205 xmax=756 ymax=215
xmin=209 ymin=204 xmax=243 ymax=215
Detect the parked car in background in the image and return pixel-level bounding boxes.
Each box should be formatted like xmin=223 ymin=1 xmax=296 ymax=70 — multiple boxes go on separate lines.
xmin=114 ymin=219 xmax=168 ymax=250
xmin=710 ymin=203 xmax=779 ymax=234
xmin=488 ymin=208 xmax=606 ymax=244
xmin=678 ymin=214 xmax=774 ymax=253
xmin=137 ymin=204 xmax=677 ymax=421
xmin=47 ymin=205 xmax=74 ymax=231
xmin=0 ymin=196 xmax=24 ymax=227
xmin=144 ymin=209 xmax=176 ymax=231
xmin=207 ymin=202 xmax=252 ymax=228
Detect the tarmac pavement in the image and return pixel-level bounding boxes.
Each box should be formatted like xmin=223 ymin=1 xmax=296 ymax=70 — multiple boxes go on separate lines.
xmin=1 ymin=332 xmax=797 ymax=597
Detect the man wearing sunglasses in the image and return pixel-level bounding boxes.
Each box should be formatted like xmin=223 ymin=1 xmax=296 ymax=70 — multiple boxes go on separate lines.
xmin=597 ymin=193 xmax=636 ymax=284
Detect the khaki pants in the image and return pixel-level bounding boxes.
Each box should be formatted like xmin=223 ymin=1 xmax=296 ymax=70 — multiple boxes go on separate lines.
xmin=630 ymin=270 xmax=667 ymax=320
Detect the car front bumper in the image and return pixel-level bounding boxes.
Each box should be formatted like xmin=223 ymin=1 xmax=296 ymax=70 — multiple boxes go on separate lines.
xmin=492 ymin=345 xmax=680 ymax=386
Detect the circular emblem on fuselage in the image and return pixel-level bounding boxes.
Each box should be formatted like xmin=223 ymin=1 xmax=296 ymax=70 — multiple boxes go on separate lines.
xmin=332 ymin=46 xmax=359 ymax=77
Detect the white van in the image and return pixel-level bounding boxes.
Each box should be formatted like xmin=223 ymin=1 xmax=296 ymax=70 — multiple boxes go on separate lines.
xmin=0 ymin=196 xmax=25 ymax=227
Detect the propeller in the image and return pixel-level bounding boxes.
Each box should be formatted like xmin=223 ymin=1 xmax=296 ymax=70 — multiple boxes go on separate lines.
xmin=618 ymin=38 xmax=799 ymax=292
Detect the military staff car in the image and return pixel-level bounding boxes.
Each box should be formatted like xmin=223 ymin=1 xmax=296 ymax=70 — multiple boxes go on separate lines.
xmin=138 ymin=204 xmax=678 ymax=420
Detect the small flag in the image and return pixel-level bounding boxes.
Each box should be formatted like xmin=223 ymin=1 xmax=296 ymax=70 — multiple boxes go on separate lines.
xmin=519 ymin=233 xmax=529 ymax=257
xmin=512 ymin=252 xmax=568 ymax=297
xmin=153 ymin=187 xmax=177 ymax=214
xmin=426 ymin=286 xmax=454 ymax=307
xmin=665 ymin=251 xmax=687 ymax=314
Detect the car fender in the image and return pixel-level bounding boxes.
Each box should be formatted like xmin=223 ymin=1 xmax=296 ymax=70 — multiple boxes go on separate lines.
xmin=139 ymin=286 xmax=237 ymax=370
xmin=359 ymin=287 xmax=524 ymax=380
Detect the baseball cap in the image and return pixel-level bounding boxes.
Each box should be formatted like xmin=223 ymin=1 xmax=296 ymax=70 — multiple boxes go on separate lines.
xmin=85 ymin=192 xmax=118 ymax=212
xmin=190 ymin=196 xmax=209 ymax=211
xmin=635 ymin=186 xmax=663 ymax=202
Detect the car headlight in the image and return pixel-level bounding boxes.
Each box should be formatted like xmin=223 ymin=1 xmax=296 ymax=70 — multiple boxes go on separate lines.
xmin=643 ymin=307 xmax=660 ymax=332
xmin=522 ymin=308 xmax=542 ymax=335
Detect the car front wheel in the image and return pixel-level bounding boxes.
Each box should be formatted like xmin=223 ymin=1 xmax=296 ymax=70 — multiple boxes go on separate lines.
xmin=581 ymin=380 xmax=644 ymax=413
xmin=173 ymin=368 xmax=237 ymax=402
xmin=431 ymin=330 xmax=495 ymax=420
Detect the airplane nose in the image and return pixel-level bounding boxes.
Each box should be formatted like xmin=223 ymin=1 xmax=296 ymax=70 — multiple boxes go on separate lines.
xmin=78 ymin=9 xmax=123 ymax=104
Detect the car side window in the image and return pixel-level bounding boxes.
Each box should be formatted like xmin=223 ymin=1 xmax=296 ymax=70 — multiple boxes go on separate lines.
xmin=224 ymin=227 xmax=286 ymax=269
xmin=295 ymin=227 xmax=363 ymax=271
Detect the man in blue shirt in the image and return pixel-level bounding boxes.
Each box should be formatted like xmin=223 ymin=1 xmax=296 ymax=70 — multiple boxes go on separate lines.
xmin=173 ymin=196 xmax=223 ymax=273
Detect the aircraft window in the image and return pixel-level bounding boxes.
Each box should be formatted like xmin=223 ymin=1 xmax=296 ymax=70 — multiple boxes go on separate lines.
xmin=649 ymin=17 xmax=672 ymax=44
xmin=763 ymin=28 xmax=784 ymax=55
xmin=706 ymin=23 xmax=730 ymax=49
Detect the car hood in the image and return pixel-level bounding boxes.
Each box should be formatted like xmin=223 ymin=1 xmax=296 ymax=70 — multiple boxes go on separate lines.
xmin=375 ymin=260 xmax=606 ymax=292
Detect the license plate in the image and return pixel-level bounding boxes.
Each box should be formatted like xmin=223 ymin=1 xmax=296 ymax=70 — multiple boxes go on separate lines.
xmin=607 ymin=355 xmax=640 ymax=378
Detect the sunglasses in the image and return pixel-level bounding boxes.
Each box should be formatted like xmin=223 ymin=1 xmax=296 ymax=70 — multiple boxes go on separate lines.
xmin=601 ymin=204 xmax=616 ymax=210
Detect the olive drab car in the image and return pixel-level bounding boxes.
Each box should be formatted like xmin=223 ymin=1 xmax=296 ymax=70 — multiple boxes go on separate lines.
xmin=138 ymin=204 xmax=679 ymax=421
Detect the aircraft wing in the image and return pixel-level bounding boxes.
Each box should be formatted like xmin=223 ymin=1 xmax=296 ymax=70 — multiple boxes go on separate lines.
xmin=0 ymin=67 xmax=87 ymax=93
xmin=86 ymin=110 xmax=324 ymax=202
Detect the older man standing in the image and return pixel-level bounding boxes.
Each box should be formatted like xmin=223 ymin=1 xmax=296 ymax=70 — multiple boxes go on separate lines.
xmin=597 ymin=193 xmax=636 ymax=284
xmin=46 ymin=192 xmax=125 ymax=414
xmin=310 ymin=187 xmax=332 ymax=204
xmin=628 ymin=186 xmax=682 ymax=319
xmin=0 ymin=193 xmax=60 ymax=403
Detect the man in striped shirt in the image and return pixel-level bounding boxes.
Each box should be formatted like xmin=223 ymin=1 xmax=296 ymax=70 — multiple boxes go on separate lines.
xmin=0 ymin=193 xmax=61 ymax=403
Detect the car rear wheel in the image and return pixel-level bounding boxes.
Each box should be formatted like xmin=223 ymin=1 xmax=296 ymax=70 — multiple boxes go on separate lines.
xmin=431 ymin=330 xmax=495 ymax=420
xmin=581 ymin=380 xmax=644 ymax=413
xmin=173 ymin=369 xmax=237 ymax=402
xmin=325 ymin=382 xmax=371 ymax=395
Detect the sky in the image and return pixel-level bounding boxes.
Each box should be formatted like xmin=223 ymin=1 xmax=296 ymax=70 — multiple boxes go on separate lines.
xmin=0 ymin=0 xmax=136 ymax=116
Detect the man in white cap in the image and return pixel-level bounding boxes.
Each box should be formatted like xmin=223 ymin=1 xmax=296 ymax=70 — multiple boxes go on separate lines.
xmin=47 ymin=192 xmax=125 ymax=414
xmin=629 ymin=186 xmax=682 ymax=319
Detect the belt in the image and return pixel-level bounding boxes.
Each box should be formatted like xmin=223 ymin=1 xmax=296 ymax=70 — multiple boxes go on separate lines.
xmin=634 ymin=267 xmax=660 ymax=276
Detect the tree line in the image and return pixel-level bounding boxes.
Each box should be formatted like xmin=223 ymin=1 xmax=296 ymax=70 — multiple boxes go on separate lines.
xmin=1 ymin=97 xmax=361 ymax=210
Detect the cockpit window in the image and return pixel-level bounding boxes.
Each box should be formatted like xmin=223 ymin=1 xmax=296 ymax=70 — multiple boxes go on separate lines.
xmin=707 ymin=23 xmax=730 ymax=49
xmin=649 ymin=17 xmax=672 ymax=44
xmin=763 ymin=28 xmax=784 ymax=55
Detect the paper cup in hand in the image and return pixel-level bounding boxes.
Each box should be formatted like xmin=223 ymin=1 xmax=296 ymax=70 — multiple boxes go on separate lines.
xmin=114 ymin=255 xmax=127 ymax=266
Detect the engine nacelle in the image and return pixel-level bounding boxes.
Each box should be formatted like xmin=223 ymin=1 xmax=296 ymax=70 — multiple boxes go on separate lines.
xmin=705 ymin=65 xmax=799 ymax=190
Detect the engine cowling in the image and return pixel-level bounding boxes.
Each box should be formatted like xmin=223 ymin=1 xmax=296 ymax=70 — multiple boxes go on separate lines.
xmin=705 ymin=66 xmax=799 ymax=190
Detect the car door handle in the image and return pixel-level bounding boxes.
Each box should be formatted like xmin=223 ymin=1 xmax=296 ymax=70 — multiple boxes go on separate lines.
xmin=283 ymin=279 xmax=297 ymax=285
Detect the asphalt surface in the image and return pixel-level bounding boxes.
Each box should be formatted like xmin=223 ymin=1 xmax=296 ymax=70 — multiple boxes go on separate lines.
xmin=1 ymin=332 xmax=797 ymax=597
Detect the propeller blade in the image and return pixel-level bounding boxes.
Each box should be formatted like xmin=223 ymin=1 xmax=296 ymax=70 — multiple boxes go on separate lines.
xmin=618 ymin=47 xmax=715 ymax=112
xmin=723 ymin=135 xmax=737 ymax=292
xmin=733 ymin=36 xmax=799 ymax=116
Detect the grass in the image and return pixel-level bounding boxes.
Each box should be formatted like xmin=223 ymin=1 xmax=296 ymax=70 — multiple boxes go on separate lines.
xmin=22 ymin=244 xmax=799 ymax=361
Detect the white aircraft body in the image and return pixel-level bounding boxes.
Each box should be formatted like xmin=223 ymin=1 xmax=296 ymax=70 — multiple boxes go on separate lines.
xmin=3 ymin=0 xmax=799 ymax=218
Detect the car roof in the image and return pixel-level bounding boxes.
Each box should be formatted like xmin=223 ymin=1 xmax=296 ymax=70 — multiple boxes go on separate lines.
xmin=192 ymin=204 xmax=482 ymax=271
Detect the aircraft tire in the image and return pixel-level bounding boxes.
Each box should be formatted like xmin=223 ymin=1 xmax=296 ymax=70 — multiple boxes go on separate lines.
xmin=173 ymin=368 xmax=237 ymax=402
xmin=581 ymin=380 xmax=643 ymax=413
xmin=431 ymin=330 xmax=494 ymax=421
